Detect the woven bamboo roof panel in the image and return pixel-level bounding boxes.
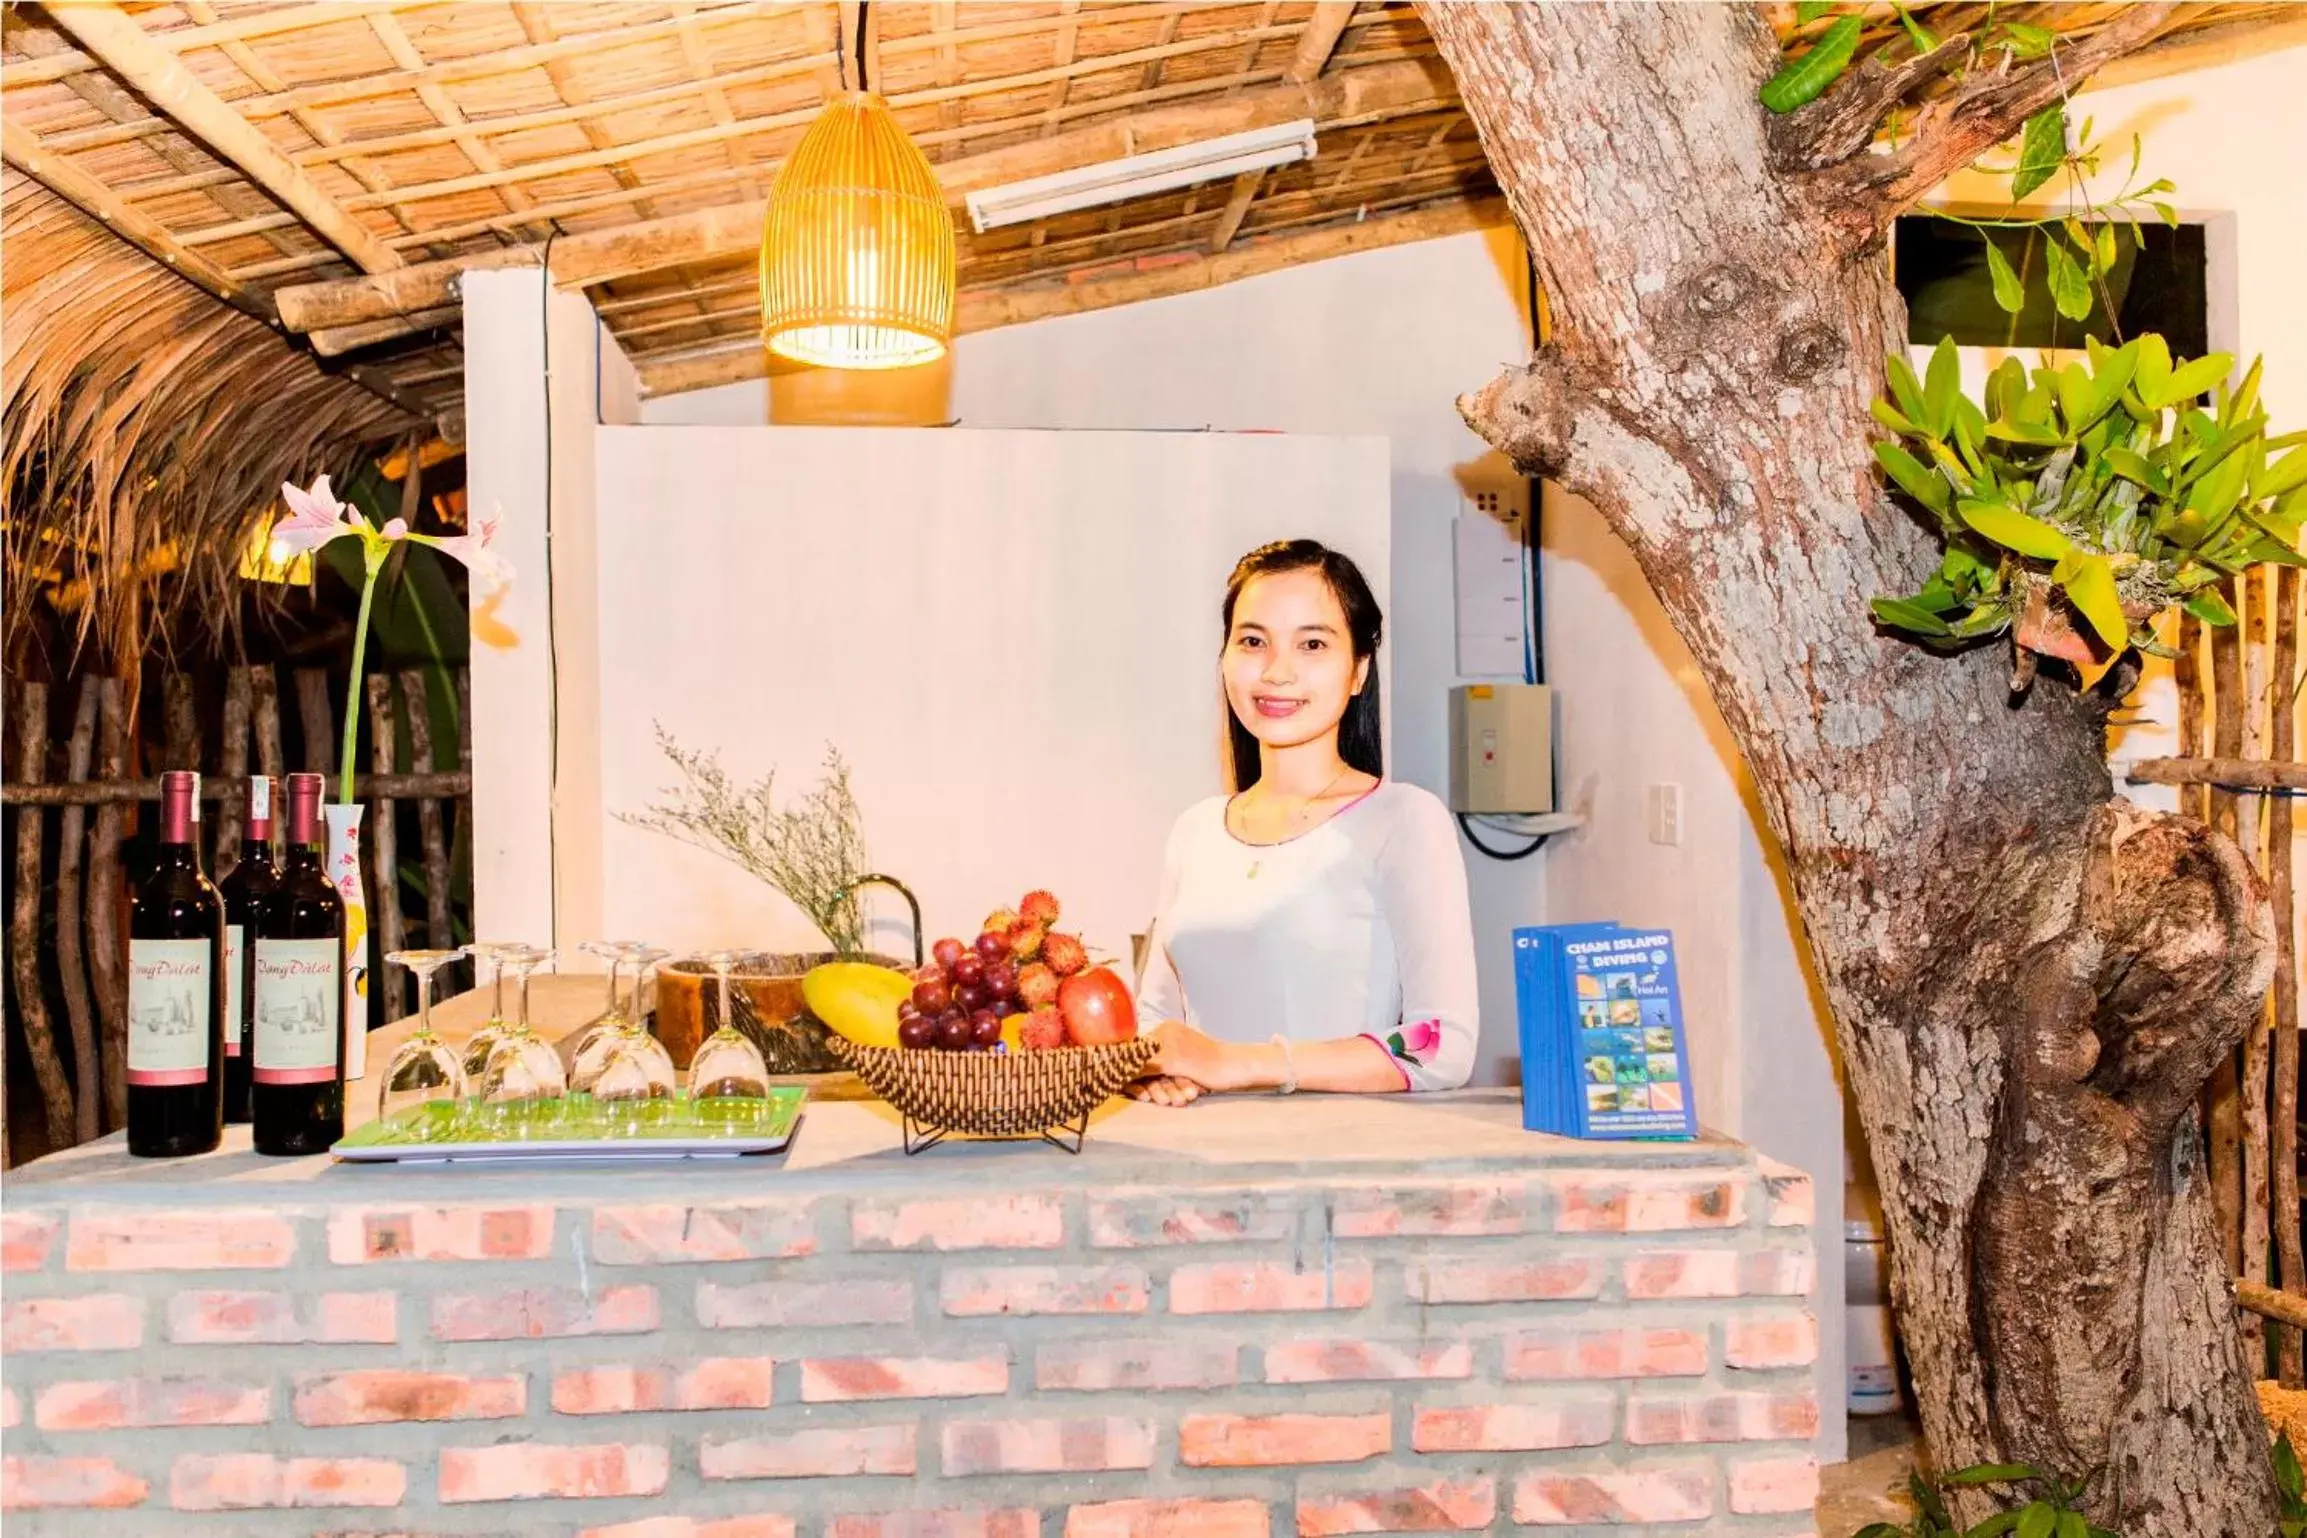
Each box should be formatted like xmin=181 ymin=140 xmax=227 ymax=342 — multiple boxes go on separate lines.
xmin=7 ymin=1 xmax=2298 ymax=423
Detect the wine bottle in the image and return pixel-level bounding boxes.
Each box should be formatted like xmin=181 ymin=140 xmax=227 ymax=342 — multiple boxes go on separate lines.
xmin=216 ymin=775 xmax=278 ymax=1124
xmin=252 ymin=772 xmax=345 ymax=1156
xmin=127 ymin=770 xmax=225 ymax=1158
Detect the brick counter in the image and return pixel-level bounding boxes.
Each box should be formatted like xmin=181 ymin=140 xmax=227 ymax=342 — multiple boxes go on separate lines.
xmin=0 ymin=1089 xmax=1821 ymax=1536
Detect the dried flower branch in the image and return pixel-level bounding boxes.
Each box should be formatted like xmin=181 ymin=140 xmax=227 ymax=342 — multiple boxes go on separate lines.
xmin=618 ymin=726 xmax=871 ymax=956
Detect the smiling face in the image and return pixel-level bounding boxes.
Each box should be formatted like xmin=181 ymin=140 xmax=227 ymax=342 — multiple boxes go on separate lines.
xmin=1222 ymin=567 xmax=1371 ymax=757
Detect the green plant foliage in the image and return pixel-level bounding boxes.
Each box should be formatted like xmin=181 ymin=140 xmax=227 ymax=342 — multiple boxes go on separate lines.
xmin=1869 ymin=334 xmax=2305 ymax=687
xmin=2278 ymin=1431 xmax=2306 ymax=1538
xmin=1760 ymin=14 xmax=1864 ymax=111
xmin=1853 ymin=1461 xmax=2120 ymax=1538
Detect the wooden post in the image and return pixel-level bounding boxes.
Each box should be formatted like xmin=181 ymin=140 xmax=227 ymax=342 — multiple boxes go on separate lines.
xmin=11 ymin=683 xmax=77 ymax=1148
xmin=367 ymin=673 xmax=406 ymax=1020
xmin=55 ymin=678 xmax=101 ymax=1146
xmin=2240 ymin=568 xmax=2273 ymax=1362
xmin=2274 ymin=564 xmax=2304 ymax=1386
xmin=253 ymin=663 xmax=285 ymax=862
xmin=295 ymin=667 xmax=335 ymax=775
xmin=87 ymin=677 xmax=127 ymax=1130
xmin=2208 ymin=575 xmax=2245 ymax=1277
xmin=216 ymin=667 xmax=252 ymax=872
xmin=2176 ymin=611 xmax=2204 ymax=823
xmin=402 ymin=669 xmax=453 ymax=959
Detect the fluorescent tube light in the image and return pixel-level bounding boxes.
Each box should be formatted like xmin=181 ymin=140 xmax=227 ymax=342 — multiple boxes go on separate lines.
xmin=964 ymin=119 xmax=1318 ymax=233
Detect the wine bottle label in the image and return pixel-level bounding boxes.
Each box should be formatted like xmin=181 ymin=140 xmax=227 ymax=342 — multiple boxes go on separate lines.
xmin=253 ymin=939 xmax=341 ymax=1084
xmin=128 ymin=939 xmax=211 ymax=1085
xmin=223 ymin=924 xmax=246 ymax=1058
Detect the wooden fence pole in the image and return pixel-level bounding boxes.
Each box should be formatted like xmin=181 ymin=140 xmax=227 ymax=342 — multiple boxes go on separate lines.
xmin=253 ymin=665 xmax=285 ymax=862
xmin=295 ymin=667 xmax=334 ymax=776
xmin=367 ymin=673 xmax=406 ymax=1020
xmin=216 ymin=668 xmax=252 ymax=872
xmin=2240 ymin=568 xmax=2274 ymax=1362
xmin=2176 ymin=609 xmax=2204 ymax=823
xmin=55 ymin=679 xmax=100 ymax=1146
xmin=2209 ymin=575 xmax=2246 ymax=1277
xmin=87 ymin=677 xmax=127 ymax=1131
xmin=2277 ymin=564 xmax=2305 ymax=1387
xmin=403 ymin=669 xmax=453 ymax=956
xmin=11 ymin=683 xmax=76 ymax=1148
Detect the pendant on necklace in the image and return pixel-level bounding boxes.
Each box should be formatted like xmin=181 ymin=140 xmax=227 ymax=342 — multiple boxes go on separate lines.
xmin=1247 ymin=859 xmax=1260 ymax=880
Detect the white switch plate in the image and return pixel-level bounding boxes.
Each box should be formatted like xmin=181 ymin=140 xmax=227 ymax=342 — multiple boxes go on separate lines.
xmin=1646 ymin=783 xmax=1683 ymax=846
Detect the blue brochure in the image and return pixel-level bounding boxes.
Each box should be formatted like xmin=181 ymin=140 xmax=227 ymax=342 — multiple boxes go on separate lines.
xmin=1512 ymin=922 xmax=1698 ymax=1140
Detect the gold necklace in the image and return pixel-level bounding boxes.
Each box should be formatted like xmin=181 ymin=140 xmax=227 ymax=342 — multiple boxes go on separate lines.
xmin=1239 ymin=765 xmax=1355 ymax=878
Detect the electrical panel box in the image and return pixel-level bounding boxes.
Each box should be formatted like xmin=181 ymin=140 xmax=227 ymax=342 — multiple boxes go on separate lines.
xmin=1449 ymin=683 xmax=1554 ymax=814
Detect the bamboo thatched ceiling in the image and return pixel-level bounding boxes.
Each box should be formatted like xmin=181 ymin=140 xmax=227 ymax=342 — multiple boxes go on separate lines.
xmin=6 ymin=1 xmax=2299 ymax=426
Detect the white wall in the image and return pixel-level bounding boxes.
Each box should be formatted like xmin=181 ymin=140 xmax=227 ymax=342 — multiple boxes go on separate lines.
xmin=589 ymin=426 xmax=1389 ymax=967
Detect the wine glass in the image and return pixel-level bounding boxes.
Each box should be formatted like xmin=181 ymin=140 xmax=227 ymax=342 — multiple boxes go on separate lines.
xmin=566 ymin=939 xmax=640 ymax=1095
xmin=476 ymin=946 xmax=566 ymax=1139
xmin=380 ymin=949 xmax=469 ymax=1138
xmin=593 ymin=947 xmax=678 ymax=1130
xmin=689 ymin=949 xmax=770 ymax=1120
xmin=458 ymin=941 xmax=519 ymax=1081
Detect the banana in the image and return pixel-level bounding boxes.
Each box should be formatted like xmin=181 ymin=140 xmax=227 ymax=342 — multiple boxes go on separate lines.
xmin=801 ymin=962 xmax=912 ymax=1051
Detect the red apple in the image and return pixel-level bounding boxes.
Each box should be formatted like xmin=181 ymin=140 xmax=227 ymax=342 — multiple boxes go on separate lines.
xmin=1057 ymin=966 xmax=1136 ymax=1046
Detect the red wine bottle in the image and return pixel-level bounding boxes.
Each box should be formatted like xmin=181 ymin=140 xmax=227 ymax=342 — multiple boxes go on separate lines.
xmin=127 ymin=770 xmax=226 ymax=1158
xmin=252 ymin=772 xmax=345 ymax=1156
xmin=216 ymin=775 xmax=278 ymax=1125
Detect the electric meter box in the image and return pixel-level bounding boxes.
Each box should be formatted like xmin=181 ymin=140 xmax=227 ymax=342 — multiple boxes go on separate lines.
xmin=1449 ymin=683 xmax=1554 ymax=815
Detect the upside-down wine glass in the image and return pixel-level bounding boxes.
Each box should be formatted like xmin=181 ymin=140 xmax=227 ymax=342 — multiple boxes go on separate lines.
xmin=458 ymin=941 xmax=519 ymax=1081
xmin=689 ymin=949 xmax=771 ymax=1121
xmin=591 ymin=947 xmax=678 ymax=1128
xmin=380 ymin=949 xmax=468 ymax=1138
xmin=566 ymin=939 xmax=640 ymax=1095
xmin=476 ymin=945 xmax=566 ymax=1138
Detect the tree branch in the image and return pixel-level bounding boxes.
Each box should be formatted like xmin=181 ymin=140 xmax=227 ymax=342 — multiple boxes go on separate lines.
xmin=1810 ymin=2 xmax=2181 ymax=241
xmin=1770 ymin=33 xmax=1970 ymax=172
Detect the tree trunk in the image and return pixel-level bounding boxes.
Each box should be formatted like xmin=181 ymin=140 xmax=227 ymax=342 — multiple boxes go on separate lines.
xmin=1419 ymin=6 xmax=2277 ymax=1532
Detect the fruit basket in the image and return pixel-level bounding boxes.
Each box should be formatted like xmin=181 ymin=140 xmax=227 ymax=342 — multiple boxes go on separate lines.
xmin=823 ymin=1034 xmax=1157 ymax=1154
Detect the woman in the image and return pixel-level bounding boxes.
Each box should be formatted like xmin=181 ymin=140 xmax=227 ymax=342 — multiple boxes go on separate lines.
xmin=1133 ymin=539 xmax=1479 ymax=1104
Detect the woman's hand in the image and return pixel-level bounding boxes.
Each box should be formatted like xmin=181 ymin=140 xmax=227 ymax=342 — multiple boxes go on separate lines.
xmin=1150 ymin=1019 xmax=1245 ymax=1093
xmin=1126 ymin=1074 xmax=1206 ymax=1107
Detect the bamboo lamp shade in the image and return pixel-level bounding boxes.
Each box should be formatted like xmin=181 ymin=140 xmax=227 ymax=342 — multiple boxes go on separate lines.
xmin=760 ymin=92 xmax=956 ymax=371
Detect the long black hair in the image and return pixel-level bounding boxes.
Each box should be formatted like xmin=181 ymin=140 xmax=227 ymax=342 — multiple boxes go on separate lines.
xmin=1221 ymin=539 xmax=1384 ymax=792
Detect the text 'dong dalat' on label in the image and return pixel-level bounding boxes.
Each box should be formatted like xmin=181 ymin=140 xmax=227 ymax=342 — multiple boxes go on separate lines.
xmin=253 ymin=938 xmax=340 ymax=1084
xmin=128 ymin=938 xmax=212 ymax=1085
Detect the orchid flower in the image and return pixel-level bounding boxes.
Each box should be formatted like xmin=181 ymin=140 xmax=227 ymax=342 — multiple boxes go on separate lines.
xmin=268 ymin=474 xmax=516 ymax=803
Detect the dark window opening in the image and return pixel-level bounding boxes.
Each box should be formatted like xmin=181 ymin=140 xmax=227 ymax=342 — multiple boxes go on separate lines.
xmin=1894 ymin=217 xmax=2208 ymax=356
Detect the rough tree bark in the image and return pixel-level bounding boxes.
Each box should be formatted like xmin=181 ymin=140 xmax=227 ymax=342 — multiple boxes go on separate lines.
xmin=1419 ymin=6 xmax=2278 ymax=1532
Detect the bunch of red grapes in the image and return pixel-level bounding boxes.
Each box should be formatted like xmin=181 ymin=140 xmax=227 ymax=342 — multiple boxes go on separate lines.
xmin=897 ymin=888 xmax=1089 ymax=1052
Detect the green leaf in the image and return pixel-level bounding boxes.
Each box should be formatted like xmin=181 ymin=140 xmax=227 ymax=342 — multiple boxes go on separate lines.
xmin=2244 ymin=537 xmax=2307 ymax=569
xmin=1984 ymin=239 xmax=2025 ymax=313
xmin=1797 ymin=0 xmax=1837 ymax=21
xmin=2132 ymin=333 xmax=2173 ymax=406
xmin=1950 ymin=603 xmax=2013 ymax=638
xmin=1872 ymin=398 xmax=1923 ymax=438
xmin=1852 ymin=1527 xmax=1907 ymax=1538
xmin=1986 ymin=356 xmax=2029 ymax=421
xmin=1945 ymin=1465 xmax=2039 ymax=1489
xmin=2000 ymin=20 xmax=2058 ymax=57
xmin=2044 ymin=239 xmax=2094 ymax=321
xmin=1873 ymin=597 xmax=1954 ymax=636
xmin=1760 ymin=14 xmax=1864 ymax=112
xmin=2014 ymin=1503 xmax=2058 ymax=1538
xmin=1877 ymin=443 xmax=1951 ymax=514
xmin=2151 ymin=200 xmax=2179 ymax=228
xmin=2013 ymin=106 xmax=2067 ymax=198
xmin=2147 ymin=351 xmax=2234 ymax=408
xmin=2256 ymin=448 xmax=2307 ymax=502
xmin=2102 ymin=447 xmax=2169 ymax=496
xmin=1894 ymin=4 xmax=1939 ymax=54
xmin=2094 ymin=223 xmax=2118 ymax=272
xmin=2187 ymin=444 xmax=2251 ymax=524
xmin=2184 ymin=589 xmax=2238 ymax=625
xmin=2275 ymin=1432 xmax=2303 ymax=1501
xmin=1924 ymin=335 xmax=1961 ymax=438
xmin=1965 ymin=1515 xmax=2021 ymax=1538
xmin=1960 ymin=500 xmax=2074 ymax=559
xmin=2064 ymin=554 xmax=2128 ymax=649
xmin=1886 ymin=353 xmax=1934 ymax=436
xmin=2055 ymin=1513 xmax=2089 ymax=1538
xmin=1987 ymin=416 xmax=2067 ymax=446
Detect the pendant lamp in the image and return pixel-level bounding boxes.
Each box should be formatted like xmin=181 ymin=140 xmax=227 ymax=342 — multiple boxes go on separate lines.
xmin=760 ymin=89 xmax=956 ymax=370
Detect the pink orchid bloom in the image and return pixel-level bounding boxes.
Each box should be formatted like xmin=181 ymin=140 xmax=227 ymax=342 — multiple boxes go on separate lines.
xmin=1399 ymin=1018 xmax=1443 ymax=1057
xmin=270 ymin=474 xmax=354 ymax=556
xmin=424 ymin=510 xmax=513 ymax=594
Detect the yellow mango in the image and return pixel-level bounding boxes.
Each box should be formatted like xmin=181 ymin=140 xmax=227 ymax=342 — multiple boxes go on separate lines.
xmin=802 ymin=962 xmax=912 ymax=1050
xmin=999 ymin=1012 xmax=1029 ymax=1053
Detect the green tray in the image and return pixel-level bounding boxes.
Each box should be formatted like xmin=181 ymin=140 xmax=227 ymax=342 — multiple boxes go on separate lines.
xmin=332 ymin=1087 xmax=808 ymax=1164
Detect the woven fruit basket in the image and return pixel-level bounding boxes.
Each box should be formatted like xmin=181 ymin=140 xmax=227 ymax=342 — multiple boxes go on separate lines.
xmin=822 ymin=1034 xmax=1159 ymax=1153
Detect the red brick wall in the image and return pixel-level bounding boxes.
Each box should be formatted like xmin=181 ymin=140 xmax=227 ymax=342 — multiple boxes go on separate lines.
xmin=0 ymin=1157 xmax=1819 ymax=1533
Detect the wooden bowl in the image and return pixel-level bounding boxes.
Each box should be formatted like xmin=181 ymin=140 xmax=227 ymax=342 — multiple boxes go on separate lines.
xmin=822 ymin=1034 xmax=1157 ymax=1147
